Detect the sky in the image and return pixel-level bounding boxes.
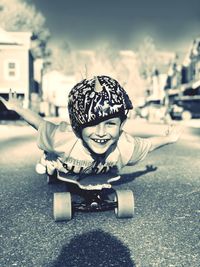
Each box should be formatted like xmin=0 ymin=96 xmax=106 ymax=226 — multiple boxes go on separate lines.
xmin=31 ymin=0 xmax=200 ymax=53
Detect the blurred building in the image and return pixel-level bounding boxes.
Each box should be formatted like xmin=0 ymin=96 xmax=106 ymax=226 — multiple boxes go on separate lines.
xmin=164 ymin=38 xmax=200 ymax=98
xmin=0 ymin=28 xmax=36 ymax=109
xmin=146 ymin=51 xmax=175 ymax=101
xmin=152 ymin=38 xmax=200 ymax=120
xmin=42 ymin=70 xmax=76 ymax=118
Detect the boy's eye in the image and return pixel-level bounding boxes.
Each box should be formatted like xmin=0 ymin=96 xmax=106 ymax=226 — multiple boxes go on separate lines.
xmin=107 ymin=121 xmax=116 ymax=125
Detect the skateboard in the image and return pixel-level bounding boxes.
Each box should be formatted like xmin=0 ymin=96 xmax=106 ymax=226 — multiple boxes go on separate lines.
xmin=50 ymin=171 xmax=135 ymax=222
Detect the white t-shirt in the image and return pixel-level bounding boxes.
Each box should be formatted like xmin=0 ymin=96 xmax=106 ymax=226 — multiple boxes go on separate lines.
xmin=37 ymin=121 xmax=151 ymax=174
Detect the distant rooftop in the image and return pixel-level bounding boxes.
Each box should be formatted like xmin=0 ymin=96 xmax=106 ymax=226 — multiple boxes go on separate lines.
xmin=0 ymin=28 xmax=32 ymax=48
xmin=0 ymin=28 xmax=18 ymax=44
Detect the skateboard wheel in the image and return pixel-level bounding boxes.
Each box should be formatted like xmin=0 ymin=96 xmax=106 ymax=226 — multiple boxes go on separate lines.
xmin=53 ymin=192 xmax=72 ymax=221
xmin=114 ymin=190 xmax=134 ymax=218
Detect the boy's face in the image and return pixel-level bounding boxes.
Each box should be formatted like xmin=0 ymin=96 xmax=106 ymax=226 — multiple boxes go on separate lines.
xmin=82 ymin=117 xmax=124 ymax=155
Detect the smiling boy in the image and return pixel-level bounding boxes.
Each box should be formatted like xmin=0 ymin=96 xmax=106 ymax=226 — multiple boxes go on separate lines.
xmin=81 ymin=117 xmax=123 ymax=155
xmin=0 ymin=75 xmax=182 ymax=176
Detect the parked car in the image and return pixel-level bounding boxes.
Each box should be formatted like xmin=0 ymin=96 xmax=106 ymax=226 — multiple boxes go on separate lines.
xmin=170 ymin=96 xmax=200 ymax=120
xmin=138 ymin=100 xmax=171 ymax=123
xmin=0 ymin=100 xmax=20 ymax=120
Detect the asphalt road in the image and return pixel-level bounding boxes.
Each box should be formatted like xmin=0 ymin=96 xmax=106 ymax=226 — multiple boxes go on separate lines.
xmin=0 ymin=122 xmax=199 ymax=267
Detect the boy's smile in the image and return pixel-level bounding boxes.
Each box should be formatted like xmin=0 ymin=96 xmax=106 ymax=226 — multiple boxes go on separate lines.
xmin=82 ymin=117 xmax=124 ymax=154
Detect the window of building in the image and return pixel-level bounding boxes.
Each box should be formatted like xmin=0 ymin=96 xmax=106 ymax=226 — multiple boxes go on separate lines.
xmin=4 ymin=60 xmax=19 ymax=80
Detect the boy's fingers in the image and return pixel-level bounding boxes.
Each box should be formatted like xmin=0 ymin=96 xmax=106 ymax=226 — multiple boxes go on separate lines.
xmin=165 ymin=125 xmax=173 ymax=135
xmin=165 ymin=124 xmax=183 ymax=136
xmin=9 ymin=88 xmax=12 ymax=99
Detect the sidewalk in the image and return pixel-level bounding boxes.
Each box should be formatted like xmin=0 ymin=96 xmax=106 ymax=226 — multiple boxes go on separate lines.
xmin=0 ymin=120 xmax=36 ymax=141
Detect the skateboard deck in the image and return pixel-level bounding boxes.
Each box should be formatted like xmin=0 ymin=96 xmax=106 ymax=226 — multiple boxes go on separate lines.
xmin=57 ymin=171 xmax=121 ymax=190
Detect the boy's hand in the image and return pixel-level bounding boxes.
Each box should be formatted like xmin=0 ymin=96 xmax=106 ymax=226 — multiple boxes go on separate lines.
xmin=0 ymin=89 xmax=22 ymax=111
xmin=0 ymin=89 xmax=43 ymax=130
xmin=149 ymin=124 xmax=183 ymax=152
xmin=165 ymin=124 xmax=183 ymax=143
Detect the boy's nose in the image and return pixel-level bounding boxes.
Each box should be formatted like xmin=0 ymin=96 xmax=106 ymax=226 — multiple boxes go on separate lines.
xmin=96 ymin=123 xmax=106 ymax=137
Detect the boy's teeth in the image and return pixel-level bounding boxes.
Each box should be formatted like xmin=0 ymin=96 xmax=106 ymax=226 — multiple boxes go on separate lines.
xmin=94 ymin=139 xmax=108 ymax=143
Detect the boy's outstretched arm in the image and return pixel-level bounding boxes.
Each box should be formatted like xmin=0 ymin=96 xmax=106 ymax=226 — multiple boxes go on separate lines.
xmin=148 ymin=124 xmax=183 ymax=152
xmin=0 ymin=90 xmax=43 ymax=130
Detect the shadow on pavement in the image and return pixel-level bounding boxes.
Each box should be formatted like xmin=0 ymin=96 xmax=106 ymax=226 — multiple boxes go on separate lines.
xmin=49 ymin=229 xmax=135 ymax=267
xmin=115 ymin=165 xmax=158 ymax=185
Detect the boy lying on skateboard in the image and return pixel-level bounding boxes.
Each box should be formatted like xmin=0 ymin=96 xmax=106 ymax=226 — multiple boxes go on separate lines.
xmin=0 ymin=75 xmax=182 ymax=177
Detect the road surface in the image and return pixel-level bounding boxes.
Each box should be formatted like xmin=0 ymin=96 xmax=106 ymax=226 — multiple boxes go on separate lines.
xmin=0 ymin=121 xmax=199 ymax=267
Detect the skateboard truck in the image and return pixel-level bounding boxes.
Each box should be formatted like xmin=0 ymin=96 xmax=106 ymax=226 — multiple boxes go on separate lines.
xmin=72 ymin=190 xmax=117 ymax=212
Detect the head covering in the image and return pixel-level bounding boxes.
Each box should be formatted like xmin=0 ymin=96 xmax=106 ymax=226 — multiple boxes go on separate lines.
xmin=68 ymin=75 xmax=133 ymax=135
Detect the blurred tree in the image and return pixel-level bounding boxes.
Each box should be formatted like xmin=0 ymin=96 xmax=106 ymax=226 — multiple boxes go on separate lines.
xmin=44 ymin=39 xmax=146 ymax=105
xmin=137 ymin=36 xmax=158 ymax=80
xmin=0 ymin=0 xmax=50 ymax=59
xmin=94 ymin=41 xmax=120 ymax=77
xmin=94 ymin=41 xmax=145 ymax=104
xmin=48 ymin=41 xmax=76 ymax=75
xmin=136 ymin=35 xmax=161 ymax=102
